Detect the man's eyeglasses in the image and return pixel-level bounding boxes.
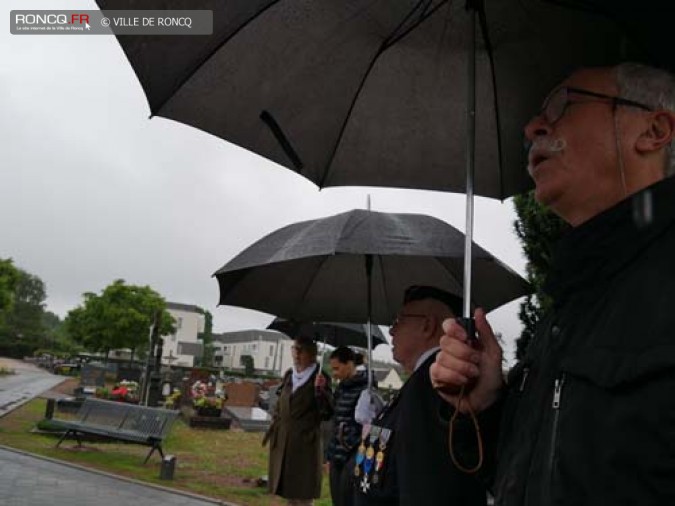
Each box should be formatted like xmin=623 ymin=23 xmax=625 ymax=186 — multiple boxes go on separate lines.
xmin=390 ymin=313 xmax=427 ymax=328
xmin=539 ymin=86 xmax=652 ymax=125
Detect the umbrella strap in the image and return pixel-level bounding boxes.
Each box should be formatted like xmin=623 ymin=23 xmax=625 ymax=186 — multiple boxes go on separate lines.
xmin=448 ymin=385 xmax=483 ymax=474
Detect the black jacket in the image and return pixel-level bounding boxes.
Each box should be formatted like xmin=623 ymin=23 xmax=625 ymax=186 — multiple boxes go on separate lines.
xmin=493 ymin=176 xmax=675 ymax=506
xmin=327 ymin=372 xmax=369 ymax=465
xmin=355 ymin=352 xmax=486 ymax=506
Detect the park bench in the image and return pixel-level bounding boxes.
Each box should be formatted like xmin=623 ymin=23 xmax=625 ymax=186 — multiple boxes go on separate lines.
xmin=52 ymin=397 xmax=178 ymax=464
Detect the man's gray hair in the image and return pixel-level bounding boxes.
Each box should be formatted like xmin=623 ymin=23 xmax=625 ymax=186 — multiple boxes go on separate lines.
xmin=616 ymin=63 xmax=675 ymax=176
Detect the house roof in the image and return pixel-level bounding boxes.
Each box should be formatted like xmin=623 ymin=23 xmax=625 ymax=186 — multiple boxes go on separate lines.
xmin=373 ymin=369 xmax=390 ymax=382
xmin=213 ymin=330 xmax=292 ymax=345
xmin=166 ymin=302 xmax=203 ymax=314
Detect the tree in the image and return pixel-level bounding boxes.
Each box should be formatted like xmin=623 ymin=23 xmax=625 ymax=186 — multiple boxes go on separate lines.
xmin=0 ymin=267 xmax=50 ymax=358
xmin=64 ymin=280 xmax=176 ymax=362
xmin=0 ymin=258 xmax=20 ymax=315
xmin=240 ymin=354 xmax=254 ymax=377
xmin=196 ymin=308 xmax=214 ymax=367
xmin=513 ymin=192 xmax=568 ymax=360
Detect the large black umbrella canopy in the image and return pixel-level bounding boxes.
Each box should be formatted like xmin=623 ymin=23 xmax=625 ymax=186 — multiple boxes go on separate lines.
xmin=96 ymin=0 xmax=669 ymax=199
xmin=267 ymin=318 xmax=387 ymax=349
xmin=214 ymin=209 xmax=529 ymax=325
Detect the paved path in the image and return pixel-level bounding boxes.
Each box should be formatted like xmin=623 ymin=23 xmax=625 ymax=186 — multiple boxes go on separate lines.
xmin=0 ymin=358 xmax=66 ymax=418
xmin=0 ymin=446 xmax=225 ymax=506
xmin=0 ymin=357 xmax=233 ymax=506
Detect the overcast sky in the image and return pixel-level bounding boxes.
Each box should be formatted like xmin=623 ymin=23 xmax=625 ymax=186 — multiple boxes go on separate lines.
xmin=3 ymin=0 xmax=529 ymax=365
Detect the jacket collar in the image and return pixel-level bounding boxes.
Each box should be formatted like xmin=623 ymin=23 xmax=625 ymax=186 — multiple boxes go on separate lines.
xmin=545 ymin=175 xmax=675 ymax=305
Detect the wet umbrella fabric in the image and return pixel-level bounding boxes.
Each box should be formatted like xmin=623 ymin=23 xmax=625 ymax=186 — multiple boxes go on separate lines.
xmin=267 ymin=318 xmax=387 ymax=349
xmin=213 ymin=209 xmax=529 ymax=325
xmin=96 ymin=0 xmax=670 ymax=199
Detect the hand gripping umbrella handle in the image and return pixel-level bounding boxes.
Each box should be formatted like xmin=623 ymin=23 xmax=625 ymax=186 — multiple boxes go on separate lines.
xmin=455 ymin=316 xmax=479 ymax=347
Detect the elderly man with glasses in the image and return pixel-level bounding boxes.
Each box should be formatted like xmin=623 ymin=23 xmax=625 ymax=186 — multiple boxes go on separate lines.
xmin=431 ymin=63 xmax=675 ymax=506
xmin=353 ymin=285 xmax=487 ymax=506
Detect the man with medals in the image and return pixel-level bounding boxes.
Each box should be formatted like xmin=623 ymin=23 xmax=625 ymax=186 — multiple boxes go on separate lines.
xmin=353 ymin=286 xmax=487 ymax=506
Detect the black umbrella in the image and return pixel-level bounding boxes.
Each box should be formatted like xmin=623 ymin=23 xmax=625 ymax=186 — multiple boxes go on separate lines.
xmin=97 ymin=0 xmax=669 ymax=314
xmin=214 ymin=209 xmax=529 ymax=384
xmin=267 ymin=318 xmax=388 ymax=349
xmin=214 ymin=209 xmax=528 ymax=320
xmin=94 ymin=0 xmax=669 ymax=197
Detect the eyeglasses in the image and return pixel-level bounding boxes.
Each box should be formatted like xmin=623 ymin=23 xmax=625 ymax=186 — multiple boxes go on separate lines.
xmin=539 ymin=86 xmax=652 ymax=125
xmin=390 ymin=313 xmax=427 ymax=328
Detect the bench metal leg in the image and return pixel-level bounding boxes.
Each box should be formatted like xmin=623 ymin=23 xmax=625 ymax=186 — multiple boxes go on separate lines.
xmin=56 ymin=429 xmax=81 ymax=448
xmin=144 ymin=444 xmax=161 ymax=465
xmin=56 ymin=429 xmax=71 ymax=448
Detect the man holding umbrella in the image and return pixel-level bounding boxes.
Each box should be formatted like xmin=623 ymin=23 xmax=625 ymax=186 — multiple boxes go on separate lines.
xmin=354 ymin=285 xmax=486 ymax=506
xmin=431 ymin=63 xmax=675 ymax=505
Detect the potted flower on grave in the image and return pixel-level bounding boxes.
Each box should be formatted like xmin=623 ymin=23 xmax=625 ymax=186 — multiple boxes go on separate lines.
xmin=95 ymin=386 xmax=111 ymax=400
xmin=191 ymin=380 xmax=228 ymax=417
xmin=110 ymin=380 xmax=140 ymax=404
xmin=163 ymin=389 xmax=182 ymax=410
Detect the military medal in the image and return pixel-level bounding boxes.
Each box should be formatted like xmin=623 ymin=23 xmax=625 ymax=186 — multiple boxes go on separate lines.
xmin=354 ymin=424 xmax=370 ymax=477
xmin=371 ymin=428 xmax=391 ymax=485
xmin=360 ymin=425 xmax=380 ymax=492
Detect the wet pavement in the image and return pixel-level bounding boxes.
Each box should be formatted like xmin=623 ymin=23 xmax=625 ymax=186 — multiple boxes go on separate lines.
xmin=0 ymin=361 xmax=65 ymax=417
xmin=0 ymin=446 xmax=226 ymax=506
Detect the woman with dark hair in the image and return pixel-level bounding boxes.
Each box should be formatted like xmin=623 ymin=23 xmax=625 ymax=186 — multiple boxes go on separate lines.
xmin=265 ymin=336 xmax=333 ymax=506
xmin=327 ymin=346 xmax=369 ymax=506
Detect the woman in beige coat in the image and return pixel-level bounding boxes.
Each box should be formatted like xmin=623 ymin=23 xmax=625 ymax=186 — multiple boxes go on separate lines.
xmin=265 ymin=337 xmax=333 ymax=505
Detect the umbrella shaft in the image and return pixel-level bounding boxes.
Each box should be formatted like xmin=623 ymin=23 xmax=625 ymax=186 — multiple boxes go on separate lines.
xmin=463 ymin=8 xmax=476 ymax=319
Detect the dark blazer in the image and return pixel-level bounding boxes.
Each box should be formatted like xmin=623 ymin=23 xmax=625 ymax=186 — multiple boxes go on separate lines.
xmin=354 ymin=352 xmax=486 ymax=506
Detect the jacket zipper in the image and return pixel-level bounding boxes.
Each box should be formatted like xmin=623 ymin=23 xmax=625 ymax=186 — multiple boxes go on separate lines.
xmin=546 ymin=373 xmax=566 ymax=501
xmin=519 ymin=367 xmax=530 ymax=392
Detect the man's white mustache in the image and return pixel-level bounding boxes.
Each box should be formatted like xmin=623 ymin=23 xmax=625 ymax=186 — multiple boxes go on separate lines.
xmin=527 ymin=137 xmax=567 ymax=176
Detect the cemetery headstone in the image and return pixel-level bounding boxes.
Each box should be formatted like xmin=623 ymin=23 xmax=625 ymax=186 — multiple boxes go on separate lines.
xmin=79 ymin=364 xmax=106 ymax=395
xmin=223 ymin=382 xmax=259 ymax=407
xmin=116 ymin=367 xmax=142 ymax=384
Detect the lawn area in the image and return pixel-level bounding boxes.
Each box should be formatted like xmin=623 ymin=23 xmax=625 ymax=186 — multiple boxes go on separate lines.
xmin=0 ymin=398 xmax=332 ymax=506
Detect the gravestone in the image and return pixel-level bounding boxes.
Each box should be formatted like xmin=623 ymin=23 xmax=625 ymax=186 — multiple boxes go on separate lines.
xmin=223 ymin=382 xmax=259 ymax=407
xmin=223 ymin=406 xmax=272 ymax=432
xmin=116 ymin=367 xmax=142 ymax=384
xmin=78 ymin=364 xmax=107 ymax=396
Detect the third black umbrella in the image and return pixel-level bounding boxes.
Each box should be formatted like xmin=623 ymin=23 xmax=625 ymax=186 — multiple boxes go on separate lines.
xmin=267 ymin=318 xmax=387 ymax=350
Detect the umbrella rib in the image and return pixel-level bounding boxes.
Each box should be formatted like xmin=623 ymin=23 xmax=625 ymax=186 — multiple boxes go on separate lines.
xmin=150 ymin=0 xmax=285 ymax=117
xmin=317 ymin=0 xmax=450 ymax=188
xmin=474 ymin=2 xmax=506 ymax=200
xmin=381 ymin=0 xmax=450 ymax=50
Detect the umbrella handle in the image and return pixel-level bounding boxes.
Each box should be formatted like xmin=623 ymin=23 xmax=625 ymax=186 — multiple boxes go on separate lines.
xmin=455 ymin=316 xmax=478 ymax=345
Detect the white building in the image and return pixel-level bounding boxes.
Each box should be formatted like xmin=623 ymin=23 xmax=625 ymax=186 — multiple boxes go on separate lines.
xmin=212 ymin=330 xmax=294 ymax=377
xmin=163 ymin=302 xmax=206 ymax=367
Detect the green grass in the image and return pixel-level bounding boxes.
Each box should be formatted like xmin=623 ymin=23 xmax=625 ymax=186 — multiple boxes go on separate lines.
xmin=0 ymin=399 xmax=332 ymax=506
xmin=0 ymin=366 xmax=15 ymax=376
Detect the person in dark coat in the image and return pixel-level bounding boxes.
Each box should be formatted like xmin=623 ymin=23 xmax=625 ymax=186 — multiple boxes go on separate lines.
xmin=326 ymin=346 xmax=369 ymax=506
xmin=264 ymin=336 xmax=333 ymax=506
xmin=431 ymin=63 xmax=675 ymax=506
xmin=354 ymin=285 xmax=487 ymax=506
